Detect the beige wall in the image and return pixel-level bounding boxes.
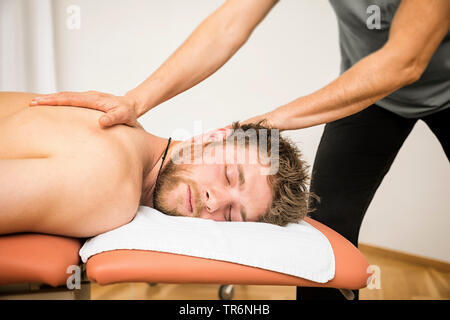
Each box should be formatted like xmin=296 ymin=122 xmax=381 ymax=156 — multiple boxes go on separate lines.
xmin=51 ymin=0 xmax=449 ymax=262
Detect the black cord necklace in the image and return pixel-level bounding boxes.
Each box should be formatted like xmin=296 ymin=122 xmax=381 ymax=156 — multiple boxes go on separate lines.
xmin=155 ymin=137 xmax=172 ymax=185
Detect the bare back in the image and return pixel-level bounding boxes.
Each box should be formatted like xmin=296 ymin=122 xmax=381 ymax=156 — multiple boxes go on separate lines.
xmin=0 ymin=92 xmax=145 ymax=237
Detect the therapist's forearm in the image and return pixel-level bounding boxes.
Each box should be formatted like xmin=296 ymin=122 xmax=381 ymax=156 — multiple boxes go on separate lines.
xmin=126 ymin=1 xmax=275 ymax=116
xmin=267 ymin=47 xmax=423 ymax=131
xmin=267 ymin=0 xmax=450 ymax=131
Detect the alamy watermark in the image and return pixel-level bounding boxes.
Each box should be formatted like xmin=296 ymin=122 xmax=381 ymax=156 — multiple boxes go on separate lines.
xmin=366 ymin=265 xmax=381 ymax=290
xmin=169 ymin=121 xmax=280 ymax=175
xmin=366 ymin=5 xmax=381 ymax=30
xmin=66 ymin=5 xmax=81 ymax=30
xmin=66 ymin=265 xmax=81 ymax=290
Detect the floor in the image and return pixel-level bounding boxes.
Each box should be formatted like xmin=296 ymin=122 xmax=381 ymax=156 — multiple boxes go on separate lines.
xmin=90 ymin=247 xmax=450 ymax=300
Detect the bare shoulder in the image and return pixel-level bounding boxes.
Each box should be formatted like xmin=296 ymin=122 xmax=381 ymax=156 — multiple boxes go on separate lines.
xmin=87 ymin=125 xmax=145 ymax=221
xmin=82 ymin=125 xmax=144 ymax=200
xmin=78 ymin=139 xmax=143 ymax=236
xmin=41 ymin=143 xmax=142 ymax=237
xmin=0 ymin=96 xmax=144 ymax=236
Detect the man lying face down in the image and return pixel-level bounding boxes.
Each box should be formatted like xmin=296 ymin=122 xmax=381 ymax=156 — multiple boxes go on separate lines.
xmin=0 ymin=92 xmax=317 ymax=238
xmin=151 ymin=122 xmax=317 ymax=226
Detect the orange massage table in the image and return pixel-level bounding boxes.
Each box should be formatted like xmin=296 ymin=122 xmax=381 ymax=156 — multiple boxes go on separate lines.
xmin=0 ymin=217 xmax=371 ymax=300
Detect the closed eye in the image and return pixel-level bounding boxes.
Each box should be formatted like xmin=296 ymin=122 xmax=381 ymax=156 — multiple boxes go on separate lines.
xmin=225 ymin=165 xmax=230 ymax=185
xmin=224 ymin=165 xmax=232 ymax=221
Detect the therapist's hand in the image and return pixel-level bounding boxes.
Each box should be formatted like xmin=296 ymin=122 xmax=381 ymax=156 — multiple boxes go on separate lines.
xmin=29 ymin=90 xmax=141 ymax=128
xmin=240 ymin=111 xmax=277 ymax=129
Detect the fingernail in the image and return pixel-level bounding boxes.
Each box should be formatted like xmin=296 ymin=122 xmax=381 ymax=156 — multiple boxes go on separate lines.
xmin=100 ymin=118 xmax=109 ymax=126
xmin=30 ymin=101 xmax=37 ymax=106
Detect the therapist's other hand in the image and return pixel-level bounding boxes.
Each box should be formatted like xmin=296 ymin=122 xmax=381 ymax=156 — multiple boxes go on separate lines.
xmin=29 ymin=91 xmax=140 ymax=128
xmin=241 ymin=111 xmax=276 ymax=129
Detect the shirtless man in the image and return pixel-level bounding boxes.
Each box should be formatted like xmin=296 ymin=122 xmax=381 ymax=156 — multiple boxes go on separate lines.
xmin=0 ymin=92 xmax=315 ymax=238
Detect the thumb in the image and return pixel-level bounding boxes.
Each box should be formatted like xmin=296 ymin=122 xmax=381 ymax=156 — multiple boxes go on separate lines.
xmin=99 ymin=114 xmax=114 ymax=127
xmin=99 ymin=108 xmax=125 ymax=127
xmin=99 ymin=108 xmax=126 ymax=127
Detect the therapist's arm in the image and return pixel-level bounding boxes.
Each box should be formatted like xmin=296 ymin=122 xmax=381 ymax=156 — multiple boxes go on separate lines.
xmin=31 ymin=0 xmax=278 ymax=127
xmin=128 ymin=0 xmax=279 ymax=115
xmin=246 ymin=0 xmax=450 ymax=130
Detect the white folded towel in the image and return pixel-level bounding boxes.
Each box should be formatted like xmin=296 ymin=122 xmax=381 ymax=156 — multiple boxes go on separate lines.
xmin=79 ymin=206 xmax=335 ymax=283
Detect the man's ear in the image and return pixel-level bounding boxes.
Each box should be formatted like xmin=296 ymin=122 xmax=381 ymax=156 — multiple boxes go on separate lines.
xmin=189 ymin=127 xmax=233 ymax=144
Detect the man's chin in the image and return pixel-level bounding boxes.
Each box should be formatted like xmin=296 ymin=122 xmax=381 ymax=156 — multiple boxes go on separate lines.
xmin=153 ymin=200 xmax=177 ymax=217
xmin=153 ymin=200 xmax=187 ymax=218
xmin=154 ymin=202 xmax=198 ymax=219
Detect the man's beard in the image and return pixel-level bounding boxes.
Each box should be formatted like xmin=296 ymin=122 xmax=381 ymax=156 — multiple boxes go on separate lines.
xmin=152 ymin=159 xmax=202 ymax=217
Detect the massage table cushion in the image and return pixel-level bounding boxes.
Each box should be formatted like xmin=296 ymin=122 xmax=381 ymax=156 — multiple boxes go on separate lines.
xmin=0 ymin=217 xmax=370 ymax=290
xmin=0 ymin=234 xmax=82 ymax=287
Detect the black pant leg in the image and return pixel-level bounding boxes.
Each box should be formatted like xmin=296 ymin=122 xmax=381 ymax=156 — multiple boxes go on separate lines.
xmin=297 ymin=105 xmax=417 ymax=300
xmin=421 ymin=107 xmax=450 ymax=161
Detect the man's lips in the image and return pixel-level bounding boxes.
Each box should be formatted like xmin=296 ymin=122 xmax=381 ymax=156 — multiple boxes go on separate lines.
xmin=186 ymin=185 xmax=193 ymax=213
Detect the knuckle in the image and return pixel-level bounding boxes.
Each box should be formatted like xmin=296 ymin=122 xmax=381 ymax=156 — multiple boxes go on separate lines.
xmin=92 ymin=96 xmax=101 ymax=104
xmin=95 ymin=101 xmax=108 ymax=110
xmin=121 ymin=110 xmax=132 ymax=121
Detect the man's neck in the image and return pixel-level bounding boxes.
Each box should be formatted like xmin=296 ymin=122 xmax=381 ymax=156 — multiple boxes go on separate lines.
xmin=139 ymin=132 xmax=182 ymax=207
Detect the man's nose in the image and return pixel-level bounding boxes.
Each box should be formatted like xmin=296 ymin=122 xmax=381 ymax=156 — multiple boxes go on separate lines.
xmin=203 ymin=187 xmax=228 ymax=213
